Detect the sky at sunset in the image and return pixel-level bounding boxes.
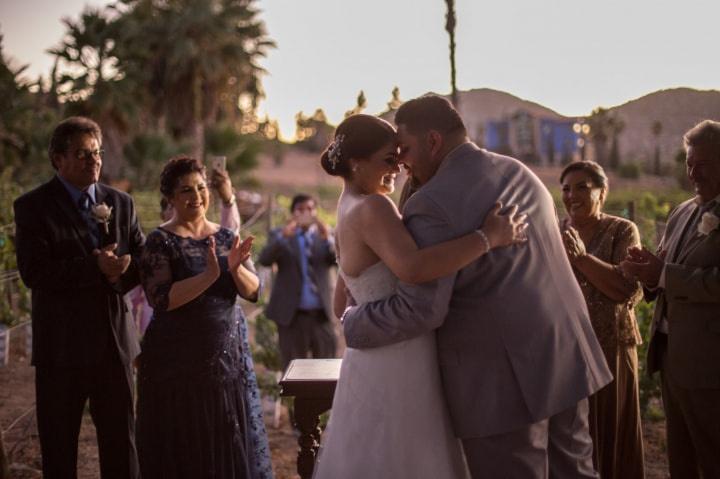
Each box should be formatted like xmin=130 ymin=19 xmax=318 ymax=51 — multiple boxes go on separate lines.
xmin=2 ymin=0 xmax=718 ymax=140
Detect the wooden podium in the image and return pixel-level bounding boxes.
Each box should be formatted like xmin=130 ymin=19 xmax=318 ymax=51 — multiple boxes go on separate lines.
xmin=279 ymin=358 xmax=342 ymax=479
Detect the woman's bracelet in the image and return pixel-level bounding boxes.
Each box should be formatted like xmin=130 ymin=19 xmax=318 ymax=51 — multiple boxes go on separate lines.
xmin=475 ymin=229 xmax=491 ymax=254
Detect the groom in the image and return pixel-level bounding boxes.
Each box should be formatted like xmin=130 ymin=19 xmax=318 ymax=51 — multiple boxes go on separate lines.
xmin=342 ymin=96 xmax=611 ymax=478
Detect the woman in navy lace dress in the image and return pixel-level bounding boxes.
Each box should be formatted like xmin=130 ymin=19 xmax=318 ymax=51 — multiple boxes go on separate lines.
xmin=137 ymin=156 xmax=265 ymax=478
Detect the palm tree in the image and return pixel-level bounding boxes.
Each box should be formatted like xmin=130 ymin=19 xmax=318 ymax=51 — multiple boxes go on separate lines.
xmin=117 ymin=0 xmax=275 ymax=157
xmin=48 ymin=8 xmax=117 ymax=102
xmin=48 ymin=7 xmax=139 ymax=177
xmin=387 ymin=86 xmax=402 ymax=111
xmin=444 ymin=0 xmax=458 ymax=107
xmin=344 ymin=90 xmax=367 ymax=118
xmin=652 ymin=120 xmax=663 ymax=175
xmin=295 ymin=108 xmax=332 ymax=152
xmin=0 ymin=37 xmax=30 ymax=158
xmin=586 ymin=107 xmax=612 ymax=166
xmin=608 ymin=115 xmax=625 ymax=170
xmin=1 ymin=35 xmax=60 ymax=182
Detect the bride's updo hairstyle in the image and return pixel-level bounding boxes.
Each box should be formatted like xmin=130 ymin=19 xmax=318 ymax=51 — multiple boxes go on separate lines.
xmin=321 ymin=114 xmax=396 ymax=179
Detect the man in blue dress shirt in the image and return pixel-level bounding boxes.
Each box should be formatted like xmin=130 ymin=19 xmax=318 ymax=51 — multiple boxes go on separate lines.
xmin=258 ymin=194 xmax=337 ymax=370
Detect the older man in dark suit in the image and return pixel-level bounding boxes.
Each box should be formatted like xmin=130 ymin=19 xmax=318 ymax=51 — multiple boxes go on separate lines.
xmin=14 ymin=117 xmax=144 ymax=478
xmin=623 ymin=119 xmax=720 ymax=479
xmin=258 ymin=194 xmax=337 ymax=371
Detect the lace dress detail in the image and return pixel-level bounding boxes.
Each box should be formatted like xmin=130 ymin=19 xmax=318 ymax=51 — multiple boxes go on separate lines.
xmin=313 ymin=262 xmax=469 ymax=479
xmin=136 ymin=227 xmax=267 ymax=478
xmin=237 ymin=304 xmax=274 ymax=479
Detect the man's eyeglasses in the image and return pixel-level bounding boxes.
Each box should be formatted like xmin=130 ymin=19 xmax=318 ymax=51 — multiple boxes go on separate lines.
xmin=74 ymin=149 xmax=105 ymax=161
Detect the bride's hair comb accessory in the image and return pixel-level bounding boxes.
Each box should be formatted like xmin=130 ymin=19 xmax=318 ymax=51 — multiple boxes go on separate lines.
xmin=327 ymin=134 xmax=346 ymax=170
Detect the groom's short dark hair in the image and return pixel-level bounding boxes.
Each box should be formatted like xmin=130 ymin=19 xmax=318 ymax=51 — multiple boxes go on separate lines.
xmin=395 ymin=95 xmax=466 ymax=137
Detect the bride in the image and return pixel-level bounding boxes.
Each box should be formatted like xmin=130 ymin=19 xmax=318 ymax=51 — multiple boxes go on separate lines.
xmin=313 ymin=114 xmax=526 ymax=478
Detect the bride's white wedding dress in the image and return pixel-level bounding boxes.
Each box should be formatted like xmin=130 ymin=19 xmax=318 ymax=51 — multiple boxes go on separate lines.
xmin=313 ymin=262 xmax=469 ymax=479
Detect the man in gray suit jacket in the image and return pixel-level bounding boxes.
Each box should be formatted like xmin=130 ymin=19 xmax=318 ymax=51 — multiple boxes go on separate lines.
xmin=622 ymin=120 xmax=720 ymax=478
xmin=258 ymin=194 xmax=337 ymax=370
xmin=342 ymin=96 xmax=611 ymax=478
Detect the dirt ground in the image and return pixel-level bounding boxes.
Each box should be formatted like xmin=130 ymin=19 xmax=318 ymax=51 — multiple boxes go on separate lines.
xmin=1 ymin=336 xmax=669 ymax=479
xmin=0 ymin=332 xmax=299 ymax=479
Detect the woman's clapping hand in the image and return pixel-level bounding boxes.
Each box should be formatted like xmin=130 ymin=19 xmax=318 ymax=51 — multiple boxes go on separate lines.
xmin=229 ymin=235 xmax=254 ymax=272
xmin=562 ymin=226 xmax=587 ymax=263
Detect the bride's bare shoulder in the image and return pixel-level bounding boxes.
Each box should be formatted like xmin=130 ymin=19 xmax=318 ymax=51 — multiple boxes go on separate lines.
xmin=340 ymin=194 xmax=400 ymax=232
xmin=355 ymin=194 xmax=399 ymax=218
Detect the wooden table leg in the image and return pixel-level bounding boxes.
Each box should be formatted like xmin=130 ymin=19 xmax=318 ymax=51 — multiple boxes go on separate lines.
xmin=293 ymin=398 xmax=332 ymax=479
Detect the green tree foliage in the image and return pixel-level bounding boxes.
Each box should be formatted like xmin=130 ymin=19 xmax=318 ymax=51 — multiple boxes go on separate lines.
xmin=251 ymin=310 xmax=282 ymax=398
xmin=651 ymin=120 xmax=663 ymax=176
xmin=608 ymin=116 xmax=625 ymax=170
xmin=48 ymin=7 xmax=140 ymax=177
xmin=635 ymin=300 xmax=662 ymax=418
xmin=48 ymin=8 xmax=120 ymax=102
xmin=4 ymin=1 xmax=276 ymax=189
xmin=0 ymin=35 xmax=59 ymax=185
xmin=113 ymin=0 xmax=275 ymax=156
xmin=674 ymin=148 xmax=691 ymax=191
xmin=0 ymin=167 xmax=31 ymax=326
xmin=617 ymin=161 xmax=641 ymax=179
xmin=387 ymin=86 xmax=403 ymax=112
xmin=122 ymin=132 xmax=187 ymax=190
xmin=295 ymin=109 xmax=333 ymax=152
xmin=344 ymin=90 xmax=367 ymax=118
xmin=586 ymin=107 xmax=611 ymax=167
xmin=204 ymin=122 xmax=261 ymax=173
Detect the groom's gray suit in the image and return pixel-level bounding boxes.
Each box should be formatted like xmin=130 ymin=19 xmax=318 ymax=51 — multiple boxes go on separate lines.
xmin=343 ymin=143 xmax=612 ymax=476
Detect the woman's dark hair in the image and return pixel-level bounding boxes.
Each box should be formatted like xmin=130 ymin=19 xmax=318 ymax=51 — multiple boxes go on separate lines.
xmin=560 ymin=160 xmax=609 ymax=190
xmin=394 ymin=95 xmax=466 ymax=136
xmin=48 ymin=116 xmax=102 ymax=169
xmin=160 ymin=156 xmax=206 ymax=197
xmin=320 ymin=114 xmax=396 ymax=179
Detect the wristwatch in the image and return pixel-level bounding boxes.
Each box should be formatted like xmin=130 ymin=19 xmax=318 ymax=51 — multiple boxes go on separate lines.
xmin=223 ymin=195 xmax=236 ymax=208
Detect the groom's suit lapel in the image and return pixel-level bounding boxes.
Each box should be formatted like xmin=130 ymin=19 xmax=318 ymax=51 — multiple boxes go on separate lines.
xmin=48 ymin=176 xmax=96 ymax=254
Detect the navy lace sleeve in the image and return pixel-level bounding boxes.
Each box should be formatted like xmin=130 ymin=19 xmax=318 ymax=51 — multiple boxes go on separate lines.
xmin=140 ymin=229 xmax=173 ymax=312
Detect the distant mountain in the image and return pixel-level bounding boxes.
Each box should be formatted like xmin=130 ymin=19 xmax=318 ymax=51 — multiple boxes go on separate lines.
xmin=307 ymin=87 xmax=719 ymax=169
xmin=452 ymin=88 xmax=566 ymax=142
xmin=436 ymin=87 xmax=720 ymax=166
xmin=382 ymin=88 xmax=568 ymax=143
xmin=609 ymin=88 xmax=720 ymax=165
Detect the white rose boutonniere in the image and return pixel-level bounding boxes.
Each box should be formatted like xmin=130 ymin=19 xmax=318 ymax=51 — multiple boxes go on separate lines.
xmin=90 ymin=202 xmax=113 ymax=235
xmin=698 ymin=211 xmax=720 ymax=236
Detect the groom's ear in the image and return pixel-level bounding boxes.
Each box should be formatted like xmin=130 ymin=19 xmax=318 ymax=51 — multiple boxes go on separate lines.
xmin=425 ymin=130 xmax=444 ymax=156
